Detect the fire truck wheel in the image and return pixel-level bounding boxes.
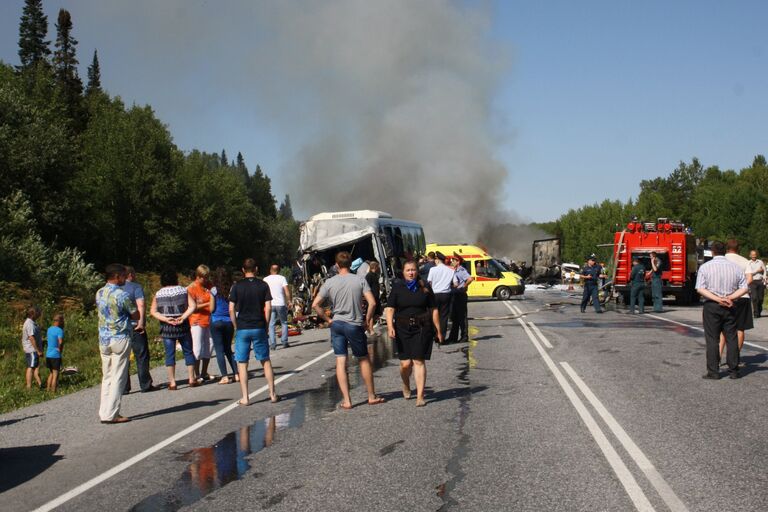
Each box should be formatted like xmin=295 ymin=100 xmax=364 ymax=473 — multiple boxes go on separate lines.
xmin=495 ymin=286 xmax=512 ymax=301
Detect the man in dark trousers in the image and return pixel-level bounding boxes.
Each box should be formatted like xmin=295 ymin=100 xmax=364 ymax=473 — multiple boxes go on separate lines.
xmin=580 ymin=255 xmax=605 ymax=313
xmin=696 ymin=241 xmax=748 ymax=379
xmin=447 ymin=255 xmax=474 ymax=343
xmin=628 ymin=256 xmax=646 ymax=314
xmin=122 ymin=266 xmax=157 ymax=393
xmin=650 ymin=251 xmax=664 ymax=312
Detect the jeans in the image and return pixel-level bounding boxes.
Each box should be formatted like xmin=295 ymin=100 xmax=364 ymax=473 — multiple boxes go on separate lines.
xmin=330 ymin=320 xmax=368 ymax=357
xmin=123 ymin=328 xmax=153 ymax=392
xmin=269 ymin=306 xmax=290 ymax=347
xmin=163 ymin=334 xmax=195 ymax=367
xmin=629 ymin=282 xmax=645 ymax=314
xmin=211 ymin=321 xmax=237 ymax=376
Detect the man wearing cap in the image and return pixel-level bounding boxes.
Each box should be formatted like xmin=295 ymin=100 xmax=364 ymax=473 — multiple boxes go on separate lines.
xmin=447 ymin=255 xmax=474 ymax=343
xmin=580 ymin=255 xmax=604 ymax=313
xmin=628 ymin=256 xmax=646 ymax=314
xmin=427 ymin=252 xmax=454 ymax=343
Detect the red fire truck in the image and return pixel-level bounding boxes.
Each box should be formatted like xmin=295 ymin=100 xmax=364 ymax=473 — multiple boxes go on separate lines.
xmin=612 ymin=218 xmax=698 ymax=305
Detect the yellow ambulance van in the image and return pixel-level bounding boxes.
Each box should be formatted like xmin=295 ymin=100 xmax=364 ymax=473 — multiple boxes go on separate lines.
xmin=425 ymin=244 xmax=524 ymax=300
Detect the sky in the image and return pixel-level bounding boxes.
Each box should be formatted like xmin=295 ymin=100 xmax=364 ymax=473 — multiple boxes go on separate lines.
xmin=1 ymin=0 xmax=767 ymax=223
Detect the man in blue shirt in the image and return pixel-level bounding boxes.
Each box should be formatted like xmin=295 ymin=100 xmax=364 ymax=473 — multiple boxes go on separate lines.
xmin=121 ymin=266 xmax=157 ymax=393
xmin=447 ymin=256 xmax=474 ymax=343
xmin=580 ymin=255 xmax=605 ymax=313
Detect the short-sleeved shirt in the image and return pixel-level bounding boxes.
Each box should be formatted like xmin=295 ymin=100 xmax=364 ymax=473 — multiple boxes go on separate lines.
xmin=452 ymin=266 xmax=472 ymax=292
xmin=121 ymin=280 xmax=145 ymax=326
xmin=695 ymin=256 xmax=748 ymax=298
xmin=22 ymin=318 xmax=41 ymax=353
xmin=229 ymin=277 xmax=272 ymax=329
xmin=427 ymin=264 xmax=454 ymax=294
xmin=187 ymin=281 xmax=212 ymax=327
xmin=96 ymin=283 xmax=137 ymax=346
xmin=747 ymin=259 xmax=766 ymax=282
xmin=155 ymin=285 xmax=191 ymax=338
xmin=317 ymin=273 xmax=371 ymax=326
xmin=386 ymin=281 xmax=436 ymax=316
xmin=46 ymin=326 xmax=64 ymax=358
xmin=651 ymin=257 xmax=663 ymax=277
xmin=263 ymin=274 xmax=288 ymax=307
xmin=725 ymin=253 xmax=751 ymax=299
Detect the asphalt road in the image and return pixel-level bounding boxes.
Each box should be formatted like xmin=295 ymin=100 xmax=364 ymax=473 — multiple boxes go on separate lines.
xmin=2 ymin=289 xmax=768 ymax=511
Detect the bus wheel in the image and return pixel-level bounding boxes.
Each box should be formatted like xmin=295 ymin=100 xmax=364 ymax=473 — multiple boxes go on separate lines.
xmin=495 ymin=286 xmax=512 ymax=301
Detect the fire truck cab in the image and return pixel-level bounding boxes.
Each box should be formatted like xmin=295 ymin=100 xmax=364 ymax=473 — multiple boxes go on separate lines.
xmin=612 ymin=218 xmax=698 ymax=305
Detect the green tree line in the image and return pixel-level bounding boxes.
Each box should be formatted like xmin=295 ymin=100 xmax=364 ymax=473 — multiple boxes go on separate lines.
xmin=1 ymin=0 xmax=299 ymax=302
xmin=537 ymin=156 xmax=768 ymax=264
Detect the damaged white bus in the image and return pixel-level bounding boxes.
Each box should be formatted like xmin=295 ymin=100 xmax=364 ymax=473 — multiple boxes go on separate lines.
xmin=298 ymin=210 xmax=426 ymax=301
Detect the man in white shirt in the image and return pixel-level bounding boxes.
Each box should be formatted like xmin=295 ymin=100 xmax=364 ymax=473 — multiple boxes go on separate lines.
xmin=264 ymin=265 xmax=292 ymax=349
xmin=719 ymin=239 xmax=753 ymax=363
xmin=427 ymin=252 xmax=454 ymax=344
xmin=746 ymin=250 xmax=766 ymax=318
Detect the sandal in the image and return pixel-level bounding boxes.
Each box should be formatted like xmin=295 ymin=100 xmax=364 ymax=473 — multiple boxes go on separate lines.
xmin=368 ymin=396 xmax=386 ymax=405
xmin=218 ymin=376 xmax=231 ymax=385
xmin=168 ymin=383 xmax=177 ymax=391
xmin=415 ymin=399 xmax=426 ymax=407
xmin=188 ymin=381 xmax=200 ymax=388
xmin=339 ymin=402 xmax=353 ymax=410
xmin=270 ymin=394 xmax=281 ymax=403
xmin=237 ymin=399 xmax=249 ymax=407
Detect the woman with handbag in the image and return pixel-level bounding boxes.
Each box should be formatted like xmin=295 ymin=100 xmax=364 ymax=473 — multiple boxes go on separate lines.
xmin=385 ymin=260 xmax=442 ymax=407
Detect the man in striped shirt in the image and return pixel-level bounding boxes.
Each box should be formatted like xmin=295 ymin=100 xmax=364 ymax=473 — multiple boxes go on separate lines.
xmin=695 ymin=240 xmax=748 ymax=379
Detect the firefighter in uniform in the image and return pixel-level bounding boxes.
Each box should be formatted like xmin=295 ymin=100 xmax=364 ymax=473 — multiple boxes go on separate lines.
xmin=580 ymin=255 xmax=605 ymax=313
xmin=650 ymin=251 xmax=663 ymax=312
xmin=628 ymin=256 xmax=646 ymax=314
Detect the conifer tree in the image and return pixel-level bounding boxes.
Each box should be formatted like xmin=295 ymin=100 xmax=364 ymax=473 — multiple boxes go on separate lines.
xmin=236 ymin=151 xmax=245 ymax=170
xmin=86 ymin=49 xmax=101 ymax=95
xmin=53 ymin=9 xmax=82 ymax=98
xmin=17 ymin=0 xmax=50 ymax=70
xmin=220 ymin=149 xmax=228 ymax=167
xmin=278 ymin=194 xmax=294 ymax=220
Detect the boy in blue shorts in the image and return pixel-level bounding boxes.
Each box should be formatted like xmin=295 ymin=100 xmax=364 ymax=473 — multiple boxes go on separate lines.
xmin=22 ymin=306 xmax=43 ymax=389
xmin=46 ymin=314 xmax=65 ymax=392
xmin=229 ymin=258 xmax=279 ymax=406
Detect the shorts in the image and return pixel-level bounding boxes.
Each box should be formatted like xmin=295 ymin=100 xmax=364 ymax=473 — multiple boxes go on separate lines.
xmin=46 ymin=357 xmax=62 ymax=371
xmin=734 ymin=298 xmax=754 ymax=331
xmin=190 ymin=325 xmax=212 ymax=359
xmin=163 ymin=335 xmax=196 ymax=367
xmin=235 ymin=328 xmax=270 ymax=362
xmin=25 ymin=352 xmax=39 ymax=368
xmin=330 ymin=320 xmax=368 ymax=358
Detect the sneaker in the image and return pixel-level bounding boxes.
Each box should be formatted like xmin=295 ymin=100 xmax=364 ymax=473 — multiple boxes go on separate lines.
xmin=702 ymin=373 xmax=721 ymax=380
xmin=270 ymin=344 xmax=277 ymax=350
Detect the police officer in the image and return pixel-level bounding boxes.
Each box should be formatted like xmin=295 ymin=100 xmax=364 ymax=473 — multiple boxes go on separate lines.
xmin=628 ymin=256 xmax=646 ymax=314
xmin=650 ymin=251 xmax=663 ymax=312
xmin=580 ymin=254 xmax=604 ymax=313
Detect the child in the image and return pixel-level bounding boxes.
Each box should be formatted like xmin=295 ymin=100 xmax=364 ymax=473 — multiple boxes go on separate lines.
xmin=22 ymin=306 xmax=43 ymax=389
xmin=46 ymin=314 xmax=65 ymax=392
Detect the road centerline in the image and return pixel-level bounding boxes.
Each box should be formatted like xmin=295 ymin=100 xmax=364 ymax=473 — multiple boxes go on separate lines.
xmin=644 ymin=313 xmax=768 ymax=352
xmin=32 ymin=348 xmax=336 ymax=512
xmin=503 ymin=301 xmax=656 ymax=511
xmin=560 ymin=362 xmax=689 ymax=512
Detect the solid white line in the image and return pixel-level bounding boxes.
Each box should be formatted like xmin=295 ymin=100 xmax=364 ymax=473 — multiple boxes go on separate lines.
xmin=503 ymin=301 xmax=655 ymax=511
xmin=32 ymin=349 xmax=336 ymax=512
xmin=644 ymin=313 xmax=768 ymax=352
xmin=528 ymin=321 xmax=554 ymax=349
xmin=561 ymin=362 xmax=689 ymax=512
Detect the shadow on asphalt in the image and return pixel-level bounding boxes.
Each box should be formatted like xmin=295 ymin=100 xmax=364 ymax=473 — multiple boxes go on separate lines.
xmin=130 ymin=400 xmax=230 ymax=421
xmin=740 ymin=353 xmax=768 ymax=377
xmin=0 ymin=413 xmax=42 ymax=427
xmin=0 ymin=444 xmax=63 ymax=493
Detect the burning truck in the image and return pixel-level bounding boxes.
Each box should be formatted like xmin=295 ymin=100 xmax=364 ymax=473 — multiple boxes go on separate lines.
xmin=296 ymin=210 xmax=426 ymax=314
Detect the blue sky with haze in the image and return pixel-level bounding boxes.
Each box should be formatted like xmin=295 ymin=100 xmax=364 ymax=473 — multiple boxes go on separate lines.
xmin=1 ymin=1 xmax=766 ymax=222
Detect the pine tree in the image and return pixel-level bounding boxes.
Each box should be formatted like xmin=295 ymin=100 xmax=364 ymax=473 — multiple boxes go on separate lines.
xmin=220 ymin=149 xmax=228 ymax=167
xmin=17 ymin=0 xmax=50 ymax=70
xmin=86 ymin=49 xmax=101 ymax=95
xmin=53 ymin=9 xmax=82 ymax=99
xmin=278 ymin=194 xmax=294 ymax=220
xmin=236 ymin=151 xmax=245 ymax=170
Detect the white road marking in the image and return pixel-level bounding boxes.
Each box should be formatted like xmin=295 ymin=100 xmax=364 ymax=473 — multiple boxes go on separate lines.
xmin=645 ymin=313 xmax=768 ymax=352
xmin=32 ymin=349 xmax=336 ymax=512
xmin=561 ymin=362 xmax=689 ymax=512
xmin=528 ymin=321 xmax=554 ymax=349
xmin=503 ymin=301 xmax=656 ymax=511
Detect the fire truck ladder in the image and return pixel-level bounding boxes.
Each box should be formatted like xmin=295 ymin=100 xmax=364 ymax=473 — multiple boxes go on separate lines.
xmin=606 ymin=229 xmax=627 ymax=303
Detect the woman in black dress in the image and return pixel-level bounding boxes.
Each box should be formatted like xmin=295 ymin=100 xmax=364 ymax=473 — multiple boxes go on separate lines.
xmin=385 ymin=260 xmax=442 ymax=406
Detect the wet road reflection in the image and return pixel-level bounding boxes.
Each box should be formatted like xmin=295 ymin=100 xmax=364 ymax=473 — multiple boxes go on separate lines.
xmin=131 ymin=330 xmax=395 ymax=511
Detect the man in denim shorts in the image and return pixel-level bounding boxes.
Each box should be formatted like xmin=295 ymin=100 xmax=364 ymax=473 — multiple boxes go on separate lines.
xmin=229 ymin=258 xmax=278 ymax=406
xmin=313 ymin=251 xmax=384 ymax=409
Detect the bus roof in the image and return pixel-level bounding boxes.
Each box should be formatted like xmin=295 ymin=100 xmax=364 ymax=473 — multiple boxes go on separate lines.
xmin=307 ymin=210 xmax=392 ymax=221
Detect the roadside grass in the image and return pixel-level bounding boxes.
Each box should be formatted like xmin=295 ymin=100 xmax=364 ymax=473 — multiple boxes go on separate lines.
xmin=0 ymin=273 xmax=180 ymax=415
